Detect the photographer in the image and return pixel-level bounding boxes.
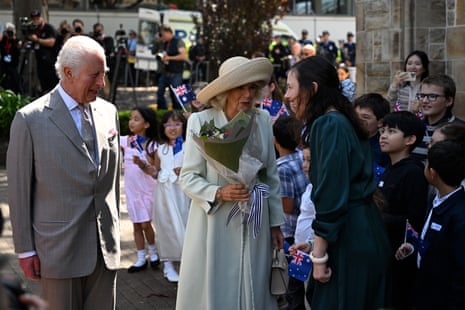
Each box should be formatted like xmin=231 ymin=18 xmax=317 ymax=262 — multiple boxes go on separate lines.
xmin=27 ymin=9 xmax=59 ymax=95
xmin=0 ymin=23 xmax=22 ymax=93
xmin=92 ymin=23 xmax=114 ymax=59
xmin=92 ymin=22 xmax=115 ymax=84
xmin=155 ymin=24 xmax=187 ymax=109
xmin=54 ymin=20 xmax=73 ymax=56
xmin=72 ymin=19 xmax=85 ymax=36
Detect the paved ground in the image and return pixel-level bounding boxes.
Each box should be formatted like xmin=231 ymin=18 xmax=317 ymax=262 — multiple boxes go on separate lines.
xmin=0 ymin=166 xmax=178 ymax=309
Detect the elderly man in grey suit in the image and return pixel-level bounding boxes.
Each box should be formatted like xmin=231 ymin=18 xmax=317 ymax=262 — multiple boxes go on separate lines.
xmin=7 ymin=35 xmax=120 ymax=309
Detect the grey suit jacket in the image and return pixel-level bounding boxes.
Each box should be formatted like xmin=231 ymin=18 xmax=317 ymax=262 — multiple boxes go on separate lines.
xmin=7 ymin=87 xmax=121 ymax=279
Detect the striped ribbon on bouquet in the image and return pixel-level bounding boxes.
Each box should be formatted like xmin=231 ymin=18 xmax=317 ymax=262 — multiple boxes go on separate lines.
xmin=226 ymin=183 xmax=270 ymax=238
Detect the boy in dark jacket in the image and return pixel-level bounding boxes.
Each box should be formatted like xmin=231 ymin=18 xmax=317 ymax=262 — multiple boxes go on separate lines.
xmin=396 ymin=139 xmax=465 ymax=309
xmin=377 ymin=111 xmax=428 ymax=309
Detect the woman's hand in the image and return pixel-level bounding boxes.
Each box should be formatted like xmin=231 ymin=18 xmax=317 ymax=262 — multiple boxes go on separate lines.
xmin=392 ymin=71 xmax=411 ymax=86
xmin=313 ymin=262 xmax=332 ymax=284
xmin=395 ymin=243 xmax=414 ymax=260
xmin=220 ymin=184 xmax=249 ymax=202
xmin=271 ymin=226 xmax=284 ymax=250
xmin=173 ymin=167 xmax=181 ymax=176
xmin=288 ymin=242 xmax=311 ymax=255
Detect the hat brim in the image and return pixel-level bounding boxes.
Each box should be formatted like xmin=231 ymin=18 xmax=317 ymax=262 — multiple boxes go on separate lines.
xmin=197 ymin=57 xmax=273 ymax=104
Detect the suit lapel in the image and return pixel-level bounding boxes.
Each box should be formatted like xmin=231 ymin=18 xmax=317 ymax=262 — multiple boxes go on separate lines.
xmin=47 ymin=90 xmax=89 ymax=158
xmin=90 ymin=102 xmax=106 ymax=164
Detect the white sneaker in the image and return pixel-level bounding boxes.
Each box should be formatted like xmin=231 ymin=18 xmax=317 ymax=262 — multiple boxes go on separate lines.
xmin=163 ymin=262 xmax=179 ymax=283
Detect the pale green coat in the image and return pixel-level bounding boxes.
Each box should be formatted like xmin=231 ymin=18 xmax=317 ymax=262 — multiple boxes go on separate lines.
xmin=177 ymin=108 xmax=284 ymax=310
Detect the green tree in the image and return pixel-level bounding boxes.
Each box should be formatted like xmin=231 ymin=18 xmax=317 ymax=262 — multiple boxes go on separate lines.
xmin=197 ymin=0 xmax=287 ymax=79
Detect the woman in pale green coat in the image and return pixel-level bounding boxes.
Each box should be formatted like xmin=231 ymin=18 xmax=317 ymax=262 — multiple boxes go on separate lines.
xmin=177 ymin=56 xmax=285 ymax=310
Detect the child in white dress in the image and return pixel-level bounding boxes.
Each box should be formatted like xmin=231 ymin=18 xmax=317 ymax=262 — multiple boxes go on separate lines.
xmin=120 ymin=107 xmax=160 ymax=273
xmin=152 ymin=110 xmax=190 ymax=282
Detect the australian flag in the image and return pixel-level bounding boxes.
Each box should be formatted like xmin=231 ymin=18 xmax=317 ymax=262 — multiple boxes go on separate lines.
xmin=405 ymin=220 xmax=429 ymax=256
xmin=129 ymin=135 xmax=146 ymax=153
xmin=261 ymin=97 xmax=289 ymax=123
xmin=171 ymin=84 xmax=196 ymax=109
xmin=405 ymin=220 xmax=419 ymax=247
xmin=394 ymin=98 xmax=401 ymax=111
xmin=288 ymin=250 xmax=312 ymax=282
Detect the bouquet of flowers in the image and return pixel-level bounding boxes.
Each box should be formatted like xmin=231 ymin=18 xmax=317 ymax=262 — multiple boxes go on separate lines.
xmin=192 ymin=111 xmax=269 ymax=238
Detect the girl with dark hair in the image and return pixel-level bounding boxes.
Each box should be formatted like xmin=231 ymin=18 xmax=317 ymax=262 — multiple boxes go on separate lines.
xmin=387 ymin=50 xmax=430 ymax=113
xmin=152 ymin=110 xmax=190 ymax=283
xmin=286 ymin=56 xmax=390 ymax=309
xmin=120 ymin=107 xmax=160 ymax=273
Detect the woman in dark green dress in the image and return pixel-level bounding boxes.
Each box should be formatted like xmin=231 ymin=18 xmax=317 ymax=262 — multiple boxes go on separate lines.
xmin=285 ymin=56 xmax=390 ymax=309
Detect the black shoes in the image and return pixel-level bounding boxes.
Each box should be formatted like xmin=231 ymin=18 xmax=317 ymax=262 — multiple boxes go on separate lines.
xmin=127 ymin=259 xmax=160 ymax=273
xmin=127 ymin=260 xmax=148 ymax=273
xmin=150 ymin=258 xmax=160 ymax=269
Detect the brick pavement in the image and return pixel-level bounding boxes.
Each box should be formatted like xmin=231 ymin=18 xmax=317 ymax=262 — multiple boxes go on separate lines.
xmin=0 ymin=168 xmax=178 ymax=309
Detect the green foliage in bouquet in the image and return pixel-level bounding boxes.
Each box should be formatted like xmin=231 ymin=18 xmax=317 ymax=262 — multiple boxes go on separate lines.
xmin=195 ymin=111 xmax=254 ymax=172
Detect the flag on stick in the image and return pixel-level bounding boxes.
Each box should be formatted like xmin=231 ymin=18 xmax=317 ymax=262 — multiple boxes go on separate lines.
xmin=170 ymin=84 xmax=196 ymax=112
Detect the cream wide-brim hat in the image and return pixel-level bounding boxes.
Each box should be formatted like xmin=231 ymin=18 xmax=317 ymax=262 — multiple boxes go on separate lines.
xmin=197 ymin=56 xmax=273 ymax=104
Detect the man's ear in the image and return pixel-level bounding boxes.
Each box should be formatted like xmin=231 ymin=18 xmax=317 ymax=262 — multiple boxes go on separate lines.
xmin=64 ymin=66 xmax=73 ymax=79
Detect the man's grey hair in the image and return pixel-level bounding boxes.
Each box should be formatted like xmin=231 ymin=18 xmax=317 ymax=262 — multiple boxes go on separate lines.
xmin=55 ymin=36 xmax=107 ymax=80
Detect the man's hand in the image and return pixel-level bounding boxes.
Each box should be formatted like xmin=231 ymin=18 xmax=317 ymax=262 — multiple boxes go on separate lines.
xmin=19 ymin=255 xmax=41 ymax=280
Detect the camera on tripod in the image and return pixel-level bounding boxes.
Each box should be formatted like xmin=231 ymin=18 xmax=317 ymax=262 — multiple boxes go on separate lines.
xmin=19 ymin=17 xmax=38 ymax=36
xmin=115 ymin=24 xmax=128 ymax=50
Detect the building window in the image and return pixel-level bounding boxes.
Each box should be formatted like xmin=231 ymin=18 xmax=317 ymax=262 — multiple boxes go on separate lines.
xmin=291 ymin=0 xmax=354 ymax=16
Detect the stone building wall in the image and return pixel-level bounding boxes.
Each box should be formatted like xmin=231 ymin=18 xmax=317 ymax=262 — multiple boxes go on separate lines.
xmin=356 ymin=0 xmax=465 ymax=118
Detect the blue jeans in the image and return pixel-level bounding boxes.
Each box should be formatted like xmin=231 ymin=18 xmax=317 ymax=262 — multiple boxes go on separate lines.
xmin=157 ymin=72 xmax=183 ymax=109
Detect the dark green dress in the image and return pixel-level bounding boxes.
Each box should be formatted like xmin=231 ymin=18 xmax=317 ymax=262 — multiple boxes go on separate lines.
xmin=309 ymin=112 xmax=390 ymax=309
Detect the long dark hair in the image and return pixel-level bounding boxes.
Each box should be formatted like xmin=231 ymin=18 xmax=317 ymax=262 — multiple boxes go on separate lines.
xmin=290 ymin=56 xmax=367 ymax=145
xmin=404 ymin=50 xmax=429 ymax=81
xmin=131 ymin=107 xmax=159 ymax=154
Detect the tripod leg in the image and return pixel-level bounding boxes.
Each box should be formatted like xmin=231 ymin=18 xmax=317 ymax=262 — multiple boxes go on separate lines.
xmin=127 ymin=63 xmax=138 ymax=107
xmin=110 ymin=52 xmax=122 ymax=105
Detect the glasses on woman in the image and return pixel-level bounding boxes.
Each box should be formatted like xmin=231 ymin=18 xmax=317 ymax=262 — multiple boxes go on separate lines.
xmin=415 ymin=93 xmax=446 ymax=102
xmin=163 ymin=122 xmax=183 ymax=128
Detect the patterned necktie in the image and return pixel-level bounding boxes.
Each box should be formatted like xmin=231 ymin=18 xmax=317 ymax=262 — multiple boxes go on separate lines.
xmin=78 ymin=104 xmax=96 ymax=161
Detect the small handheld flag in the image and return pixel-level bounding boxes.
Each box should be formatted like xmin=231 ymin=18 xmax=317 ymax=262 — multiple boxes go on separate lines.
xmin=404 ymin=219 xmax=419 ymax=245
xmin=170 ymin=84 xmax=196 ymax=112
xmin=288 ymin=250 xmax=312 ymax=282
xmin=394 ymin=98 xmax=401 ymax=112
xmin=261 ymin=98 xmax=289 ymax=123
xmin=129 ymin=135 xmax=146 ymax=153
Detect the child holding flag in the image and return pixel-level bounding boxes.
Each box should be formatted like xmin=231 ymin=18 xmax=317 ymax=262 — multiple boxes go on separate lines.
xmin=396 ymin=139 xmax=465 ymax=309
xmin=152 ymin=110 xmax=190 ymax=282
xmin=120 ymin=107 xmax=160 ymax=273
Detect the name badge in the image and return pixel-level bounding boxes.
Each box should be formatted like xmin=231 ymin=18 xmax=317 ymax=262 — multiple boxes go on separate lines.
xmin=431 ymin=222 xmax=442 ymax=231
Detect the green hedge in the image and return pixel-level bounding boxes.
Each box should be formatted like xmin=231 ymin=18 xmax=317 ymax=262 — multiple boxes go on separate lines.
xmin=0 ymin=87 xmax=167 ymax=140
xmin=0 ymin=89 xmax=31 ymax=140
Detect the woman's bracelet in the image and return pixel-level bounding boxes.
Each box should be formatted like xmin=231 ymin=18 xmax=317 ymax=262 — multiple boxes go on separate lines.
xmin=310 ymin=251 xmax=328 ymax=264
